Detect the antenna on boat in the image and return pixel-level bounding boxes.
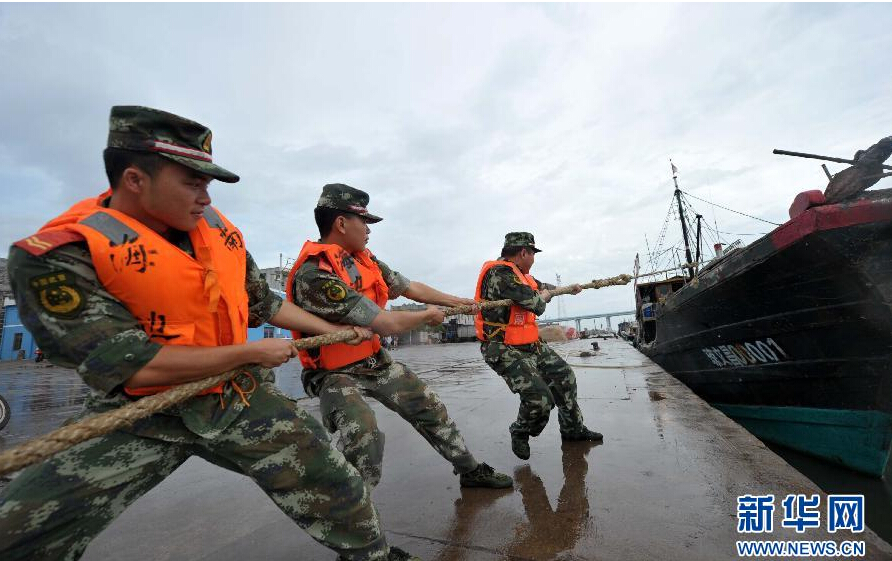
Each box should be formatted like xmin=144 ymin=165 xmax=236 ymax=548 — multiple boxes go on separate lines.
xmin=772 ymin=149 xmax=892 ymax=171
xmin=694 ymin=214 xmax=703 ymax=274
xmin=671 ymin=160 xmax=696 ymax=280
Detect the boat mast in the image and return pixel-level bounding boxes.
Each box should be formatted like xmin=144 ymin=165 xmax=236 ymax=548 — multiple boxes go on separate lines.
xmin=671 ymin=160 xmax=696 ymax=280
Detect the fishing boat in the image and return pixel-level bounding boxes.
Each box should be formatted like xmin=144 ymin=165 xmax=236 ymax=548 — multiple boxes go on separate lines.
xmin=634 ymin=139 xmax=892 ymax=478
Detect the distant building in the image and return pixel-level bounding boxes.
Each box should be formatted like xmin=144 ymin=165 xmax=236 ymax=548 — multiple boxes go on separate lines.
xmin=252 ymin=263 xmax=295 ymax=339
xmin=247 ymin=322 xmax=292 ymax=341
xmin=258 ymin=266 xmax=288 ymax=292
xmin=0 ymin=257 xmax=9 ymax=346
xmin=247 ymin=289 xmax=292 ymax=341
xmin=391 ymin=303 xmax=427 ymax=312
xmin=444 ymin=313 xmax=476 ymax=343
xmin=389 ymin=303 xmax=479 ymax=345
xmin=1 ymin=297 xmax=38 ymax=360
xmin=0 ymin=258 xmax=32 ymax=360
xmin=390 ymin=302 xmax=441 ymax=345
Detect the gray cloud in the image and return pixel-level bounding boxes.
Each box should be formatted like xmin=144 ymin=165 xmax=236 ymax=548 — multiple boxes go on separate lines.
xmin=2 ymin=3 xmax=891 ymax=323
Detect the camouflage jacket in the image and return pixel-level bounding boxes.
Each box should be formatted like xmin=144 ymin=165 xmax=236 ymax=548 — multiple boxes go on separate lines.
xmin=6 ymin=231 xmax=283 ymax=440
xmin=290 ymin=249 xmax=410 ymax=327
xmin=289 ymin=248 xmax=410 ymax=383
xmin=478 ymin=261 xmax=555 ymax=344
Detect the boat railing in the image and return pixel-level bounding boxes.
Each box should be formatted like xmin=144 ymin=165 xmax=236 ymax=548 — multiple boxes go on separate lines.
xmin=697 ymin=239 xmax=745 ymax=276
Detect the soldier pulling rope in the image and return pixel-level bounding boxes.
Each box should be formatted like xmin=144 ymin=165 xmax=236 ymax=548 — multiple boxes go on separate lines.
xmin=0 ymin=273 xmax=630 ymax=477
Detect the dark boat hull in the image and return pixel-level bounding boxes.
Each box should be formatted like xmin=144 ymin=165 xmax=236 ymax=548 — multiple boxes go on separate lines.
xmin=638 ymin=188 xmax=892 ymax=476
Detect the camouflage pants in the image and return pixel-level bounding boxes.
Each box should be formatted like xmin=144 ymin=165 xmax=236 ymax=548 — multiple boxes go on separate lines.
xmin=482 ymin=342 xmax=586 ymax=438
xmin=314 ymin=361 xmax=478 ymax=488
xmin=0 ymin=384 xmax=388 ymax=561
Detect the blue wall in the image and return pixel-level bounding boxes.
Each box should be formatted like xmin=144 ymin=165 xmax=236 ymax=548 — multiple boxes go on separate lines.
xmin=246 ymin=289 xmax=292 ymax=341
xmin=1 ymin=303 xmax=38 ymax=361
xmin=247 ymin=324 xmax=292 ymax=341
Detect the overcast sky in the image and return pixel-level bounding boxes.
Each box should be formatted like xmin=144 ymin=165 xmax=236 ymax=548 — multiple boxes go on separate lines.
xmin=1 ymin=3 xmax=890 ymax=326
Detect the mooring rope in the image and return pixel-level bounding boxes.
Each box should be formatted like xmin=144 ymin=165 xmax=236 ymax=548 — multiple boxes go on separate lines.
xmin=0 ymin=274 xmax=632 ymax=476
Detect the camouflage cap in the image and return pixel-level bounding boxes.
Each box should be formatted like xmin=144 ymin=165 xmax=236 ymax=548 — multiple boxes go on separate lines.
xmin=316 ymin=183 xmax=382 ymax=223
xmin=503 ymin=231 xmax=542 ymax=252
xmin=107 ymin=106 xmax=239 ymax=183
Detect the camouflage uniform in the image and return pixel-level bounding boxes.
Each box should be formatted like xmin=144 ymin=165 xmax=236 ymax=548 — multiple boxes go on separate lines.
xmin=292 ymin=254 xmax=479 ymax=487
xmin=290 ymin=183 xmax=510 ymax=490
xmin=478 ymin=233 xmax=591 ymax=450
xmin=0 ymin=107 xmax=397 ymax=561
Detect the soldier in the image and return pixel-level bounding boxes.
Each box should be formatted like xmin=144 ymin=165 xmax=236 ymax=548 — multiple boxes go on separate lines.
xmin=0 ymin=107 xmax=419 ymax=561
xmin=287 ymin=183 xmax=513 ymax=490
xmin=475 ymin=232 xmax=603 ymax=460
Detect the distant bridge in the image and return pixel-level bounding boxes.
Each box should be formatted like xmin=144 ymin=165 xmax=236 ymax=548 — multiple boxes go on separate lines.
xmin=539 ymin=310 xmax=635 ymax=331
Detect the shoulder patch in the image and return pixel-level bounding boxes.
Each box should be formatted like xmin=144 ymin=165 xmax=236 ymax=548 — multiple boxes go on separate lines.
xmin=321 ymin=279 xmax=347 ymax=301
xmin=29 ymin=271 xmax=85 ymax=318
xmin=14 ymin=231 xmax=85 ymax=256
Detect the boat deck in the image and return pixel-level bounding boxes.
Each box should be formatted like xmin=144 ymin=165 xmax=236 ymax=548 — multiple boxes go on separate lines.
xmin=1 ymin=339 xmax=890 ymax=560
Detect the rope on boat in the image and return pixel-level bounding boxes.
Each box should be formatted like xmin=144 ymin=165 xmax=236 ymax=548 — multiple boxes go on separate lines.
xmin=634 ymin=263 xmax=698 ymax=279
xmin=0 ymin=274 xmax=631 ymax=477
xmin=680 ymin=190 xmax=781 ymax=226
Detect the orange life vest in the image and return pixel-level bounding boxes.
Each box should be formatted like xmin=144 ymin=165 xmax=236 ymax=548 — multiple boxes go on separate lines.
xmin=286 ymin=241 xmax=388 ymax=370
xmin=31 ymin=191 xmax=248 ymax=396
xmin=475 ymin=260 xmax=540 ymax=345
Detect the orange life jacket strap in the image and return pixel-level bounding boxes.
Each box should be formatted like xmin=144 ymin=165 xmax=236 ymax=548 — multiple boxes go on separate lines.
xmin=219 ymin=370 xmax=257 ymax=410
xmin=479 ymin=320 xmax=507 ymax=339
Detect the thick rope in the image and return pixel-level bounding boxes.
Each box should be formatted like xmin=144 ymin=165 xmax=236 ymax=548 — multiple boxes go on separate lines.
xmin=447 ymin=274 xmax=632 ymax=316
xmin=0 ymin=274 xmax=631 ymax=477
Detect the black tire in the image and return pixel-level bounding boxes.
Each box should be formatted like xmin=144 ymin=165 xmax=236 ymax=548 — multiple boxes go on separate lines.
xmin=0 ymin=393 xmax=10 ymax=431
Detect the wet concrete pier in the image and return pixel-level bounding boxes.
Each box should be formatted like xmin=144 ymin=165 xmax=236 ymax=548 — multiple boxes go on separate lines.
xmin=2 ymin=338 xmax=891 ymax=560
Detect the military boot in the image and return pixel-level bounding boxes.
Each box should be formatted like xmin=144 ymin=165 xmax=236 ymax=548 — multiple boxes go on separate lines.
xmin=561 ymin=426 xmax=603 ymax=442
xmin=459 ymin=462 xmax=513 ymax=488
xmin=511 ymin=434 xmax=530 ymax=460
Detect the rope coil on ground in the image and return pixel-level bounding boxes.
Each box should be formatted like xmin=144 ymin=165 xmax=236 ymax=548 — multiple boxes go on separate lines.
xmin=0 ymin=273 xmax=631 ymax=477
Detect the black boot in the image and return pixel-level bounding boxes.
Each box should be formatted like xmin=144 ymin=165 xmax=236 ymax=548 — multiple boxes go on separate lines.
xmin=459 ymin=462 xmax=513 ymax=488
xmin=511 ymin=434 xmax=531 ymax=460
xmin=561 ymin=427 xmax=603 ymax=442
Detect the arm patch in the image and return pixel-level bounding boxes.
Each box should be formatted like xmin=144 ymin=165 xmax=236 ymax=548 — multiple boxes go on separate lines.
xmin=14 ymin=231 xmax=85 ymax=256
xmin=29 ymin=271 xmax=86 ymax=318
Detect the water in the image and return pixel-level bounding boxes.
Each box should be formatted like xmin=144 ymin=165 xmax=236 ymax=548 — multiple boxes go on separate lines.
xmin=767 ymin=442 xmax=892 ymax=544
